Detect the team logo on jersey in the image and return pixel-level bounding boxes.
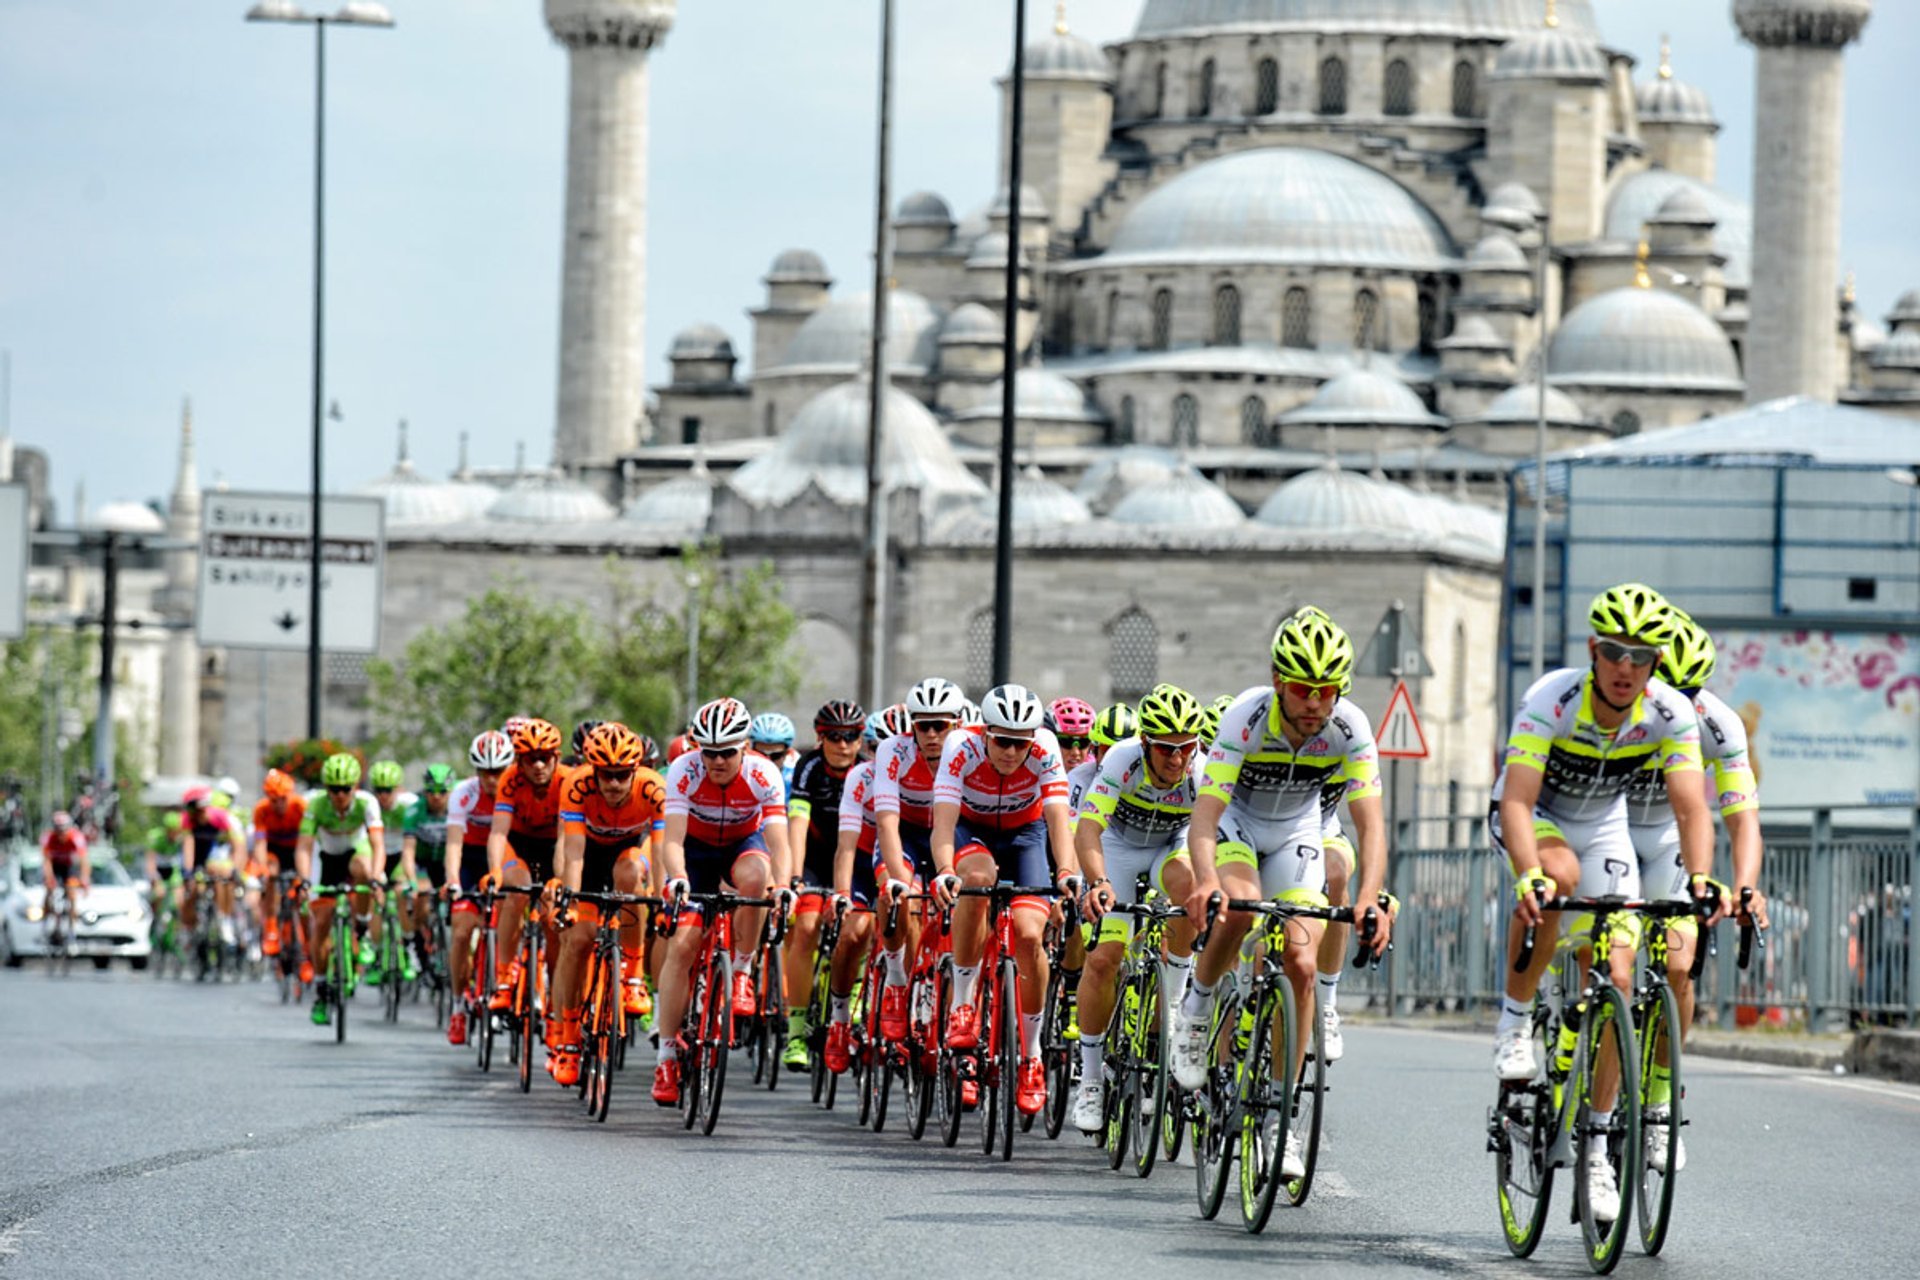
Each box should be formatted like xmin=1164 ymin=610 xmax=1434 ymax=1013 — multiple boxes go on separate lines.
xmin=1622 ymin=727 xmax=1647 ymax=744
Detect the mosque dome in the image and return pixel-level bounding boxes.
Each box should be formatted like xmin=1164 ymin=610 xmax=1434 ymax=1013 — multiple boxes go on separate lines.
xmin=727 ymin=380 xmax=987 ymax=511
xmin=896 ymin=191 xmax=955 ymax=226
xmin=1254 ymin=462 xmax=1441 ymax=538
xmin=1109 ymin=468 xmax=1246 ymax=528
xmin=1010 ymin=466 xmax=1094 ymax=527
xmin=1650 ymin=187 xmax=1717 ymax=226
xmin=775 ymin=290 xmax=944 ymax=375
xmin=1888 ymin=289 xmax=1920 ymax=328
xmin=1104 ymin=148 xmax=1457 ymax=271
xmin=1492 ymin=23 xmax=1607 ymax=83
xmin=1481 ymin=381 xmax=1590 ymax=426
xmin=1636 ymin=68 xmax=1715 ymax=125
xmin=1483 ymin=181 xmax=1544 ymax=221
xmin=622 ymin=466 xmax=714 ymax=530
xmin=766 ymin=248 xmax=830 ymax=282
xmin=1466 ymin=233 xmax=1529 ymax=270
xmin=1132 ymin=0 xmax=1600 ymax=41
xmin=669 ymin=324 xmax=734 ymax=361
xmin=1870 ymin=330 xmax=1920 ymax=371
xmin=958 ymin=370 xmax=1107 ymax=425
xmin=1074 ymin=445 xmax=1186 ymax=514
xmin=940 ymin=302 xmax=1002 ymax=344
xmin=485 ymin=474 xmax=616 ymax=523
xmin=1022 ymin=17 xmax=1111 ymax=81
xmin=1606 ymin=170 xmax=1751 ymax=286
xmin=1548 ymin=287 xmax=1743 ymax=392
xmin=989 ymin=184 xmax=1049 ymax=222
xmin=88 ymin=501 xmax=166 ymax=535
xmin=360 ymin=430 xmax=474 ymax=526
xmin=966 ymin=232 xmax=1020 ymax=269
xmin=1279 ymin=369 xmax=1445 ymax=429
xmin=1437 ymin=316 xmax=1508 ymax=351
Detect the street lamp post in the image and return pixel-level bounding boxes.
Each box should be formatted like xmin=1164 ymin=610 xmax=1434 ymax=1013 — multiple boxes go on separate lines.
xmin=1485 ymin=202 xmax=1552 ymax=682
xmin=991 ymin=0 xmax=1029 ymax=686
xmin=245 ymin=1 xmax=393 ymax=738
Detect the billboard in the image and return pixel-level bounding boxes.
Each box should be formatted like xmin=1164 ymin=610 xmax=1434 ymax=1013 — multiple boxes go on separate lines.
xmin=1706 ymin=628 xmax=1920 ymax=813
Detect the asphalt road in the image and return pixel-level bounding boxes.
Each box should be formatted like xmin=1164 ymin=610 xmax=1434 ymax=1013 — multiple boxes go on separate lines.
xmin=4 ymin=967 xmax=1917 ymax=1279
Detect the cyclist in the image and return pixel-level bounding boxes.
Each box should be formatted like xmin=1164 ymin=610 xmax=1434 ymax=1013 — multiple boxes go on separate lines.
xmin=1489 ymin=583 xmax=1717 ymax=1223
xmin=930 ymin=682 xmax=1084 ymax=1117
xmin=402 ymin=764 xmax=457 ymax=975
xmin=178 ymin=784 xmax=247 ymax=951
xmin=562 ymin=719 xmax=604 ymax=769
xmin=751 ymin=712 xmax=800 ymax=792
xmin=652 ymin=697 xmax=793 ymax=1106
xmin=251 ymin=769 xmax=306 ymax=958
xmin=1056 ymin=701 xmax=1137 ymax=1037
xmin=550 ymin=723 xmax=667 ymax=1087
xmin=1625 ymin=609 xmax=1769 ymax=1172
xmin=782 ymin=698 xmax=866 ymax=1068
xmin=1069 ymin=686 xmax=1207 ymax=1132
xmin=870 ymin=676 xmax=967 ymax=1042
xmin=636 ymin=733 xmax=662 ymax=772
xmin=1174 ymin=608 xmax=1394 ymax=1181
xmin=485 ymin=718 xmax=574 ymax=1011
xmin=367 ymin=760 xmax=419 ymax=983
xmin=294 ymin=754 xmax=386 ymax=1026
xmin=822 ymin=703 xmax=911 ymax=1072
xmin=1049 ymin=698 xmax=1097 ymax=773
xmin=144 ymin=813 xmax=185 ymax=923
xmin=40 ymin=812 xmax=90 ymax=940
xmin=444 ymin=730 xmax=513 ymax=1046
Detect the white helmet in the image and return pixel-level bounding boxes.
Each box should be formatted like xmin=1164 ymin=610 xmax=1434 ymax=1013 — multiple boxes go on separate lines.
xmin=689 ymin=697 xmax=753 ymax=748
xmin=906 ymin=676 xmax=966 ymax=719
xmin=469 ymin=729 xmax=514 ymax=770
xmin=216 ymin=776 xmax=241 ymax=798
xmin=980 ymin=683 xmax=1044 ymax=732
xmin=960 ymin=699 xmax=983 ymax=727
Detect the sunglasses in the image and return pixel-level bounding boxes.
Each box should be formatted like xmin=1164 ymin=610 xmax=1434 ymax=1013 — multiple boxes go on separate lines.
xmin=988 ymin=734 xmax=1034 ymax=751
xmin=1145 ymin=736 xmax=1199 ymax=753
xmin=701 ymin=746 xmax=742 ymax=761
xmin=594 ymin=768 xmax=635 ymax=784
xmin=1284 ymin=681 xmax=1340 ymax=701
xmin=1595 ymin=638 xmax=1660 ymax=667
xmin=819 ymin=730 xmax=863 ymax=744
xmin=912 ymin=719 xmax=954 ymax=734
xmin=1055 ymin=735 xmax=1093 ymax=750
xmin=326 ymin=785 xmax=353 ymax=795
xmin=518 ymin=751 xmax=557 ymax=766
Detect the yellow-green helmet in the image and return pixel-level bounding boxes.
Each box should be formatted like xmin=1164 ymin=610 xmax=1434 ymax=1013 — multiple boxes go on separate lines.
xmin=320 ymin=753 xmax=361 ymax=788
xmin=1270 ymin=607 xmax=1354 ymax=685
xmin=1657 ymin=611 xmax=1716 ymax=692
xmin=1136 ymin=687 xmax=1204 ymax=738
xmin=1588 ymin=583 xmax=1677 ymax=645
xmin=368 ymin=760 xmax=404 ymax=790
xmin=1201 ymin=693 xmax=1236 ymax=745
xmin=1090 ymin=703 xmax=1137 ymax=748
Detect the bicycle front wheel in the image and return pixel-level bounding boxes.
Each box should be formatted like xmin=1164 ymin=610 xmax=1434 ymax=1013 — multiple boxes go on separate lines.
xmin=1039 ymin=960 xmax=1072 ymax=1140
xmin=1637 ymin=978 xmax=1683 ymax=1256
xmin=1193 ymin=994 xmax=1238 ymax=1221
xmin=1492 ymin=1001 xmax=1554 ymax=1256
xmin=1238 ymin=976 xmax=1297 ymax=1235
xmin=1128 ymin=959 xmax=1165 ymax=1180
xmin=696 ymin=950 xmax=733 ymax=1135
xmin=1576 ymin=984 xmax=1640 ymax=1274
xmin=993 ymin=955 xmax=1018 ymax=1162
xmin=1285 ymin=988 xmax=1327 ymax=1206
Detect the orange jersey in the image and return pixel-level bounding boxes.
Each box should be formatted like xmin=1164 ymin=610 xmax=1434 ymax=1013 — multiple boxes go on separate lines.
xmin=252 ymin=796 xmax=307 ymax=850
xmin=561 ymin=767 xmax=667 ymax=848
xmin=494 ymin=763 xmax=575 ymax=839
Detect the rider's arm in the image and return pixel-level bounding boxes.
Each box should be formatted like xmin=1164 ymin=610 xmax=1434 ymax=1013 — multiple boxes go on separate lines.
xmin=929 ymin=801 xmax=960 ymax=877
xmin=875 ymin=812 xmax=911 ymax=887
xmin=180 ymin=828 xmax=197 ymax=877
xmin=486 ymin=806 xmax=512 ymax=878
xmin=660 ymin=812 xmax=688 ymax=883
xmin=363 ymin=800 xmax=386 ymax=869
xmin=1497 ymin=766 xmax=1545 ymax=877
xmin=560 ymin=827 xmax=585 ymax=893
xmin=1073 ymin=809 xmax=1109 ymax=885
xmin=1346 ymin=791 xmax=1391 ymax=949
xmin=832 ymin=827 xmax=857 ymax=901
xmin=1043 ymin=801 xmax=1079 ymax=883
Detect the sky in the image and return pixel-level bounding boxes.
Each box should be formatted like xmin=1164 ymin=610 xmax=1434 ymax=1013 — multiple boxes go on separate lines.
xmin=2 ymin=1 xmax=1916 ymax=515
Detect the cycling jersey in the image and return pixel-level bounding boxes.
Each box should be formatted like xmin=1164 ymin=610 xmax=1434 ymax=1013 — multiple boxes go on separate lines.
xmin=42 ymin=828 xmax=87 ymax=875
xmin=757 ymin=747 xmax=799 ymax=794
xmin=1625 ymin=688 xmax=1756 ymax=827
xmin=560 ymin=767 xmax=667 ymax=849
xmin=185 ymin=806 xmax=244 ymax=866
xmin=1064 ymin=759 xmax=1099 ymax=827
xmin=299 ymin=790 xmax=381 ymax=854
xmin=871 ymin=735 xmax=941 ymax=829
xmin=402 ymin=794 xmax=453 ymax=853
xmin=787 ymin=748 xmax=855 ymax=883
xmin=445 ymin=777 xmax=497 ymax=897
xmin=932 ymin=727 xmax=1070 ymax=830
xmin=252 ymin=796 xmax=306 ymax=857
xmin=1492 ymin=668 xmax=1702 ymax=823
xmin=1202 ymin=687 xmax=1381 ymax=837
xmin=1078 ymin=739 xmax=1202 ymax=849
xmin=493 ymin=765 xmax=573 ymax=840
xmin=836 ymin=760 xmax=881 ymax=907
xmin=664 ymin=751 xmax=786 ymax=847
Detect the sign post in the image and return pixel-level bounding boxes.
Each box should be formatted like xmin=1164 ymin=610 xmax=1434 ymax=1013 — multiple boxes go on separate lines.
xmin=0 ymin=483 xmax=24 ymax=640
xmin=196 ymin=491 xmax=383 ymax=654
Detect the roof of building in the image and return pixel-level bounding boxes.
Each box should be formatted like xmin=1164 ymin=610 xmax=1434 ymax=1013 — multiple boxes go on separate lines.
xmin=1606 ymin=169 xmax=1751 ymax=286
xmin=1437 ymin=316 xmax=1509 ymax=351
xmin=87 ymin=500 xmax=166 ymax=534
xmin=1252 ymin=460 xmax=1503 ymax=557
xmin=1869 ymin=329 xmax=1920 ymax=371
xmin=1466 ymin=232 xmax=1528 ymax=270
xmin=670 ymin=323 xmax=735 ymax=361
xmin=1891 ymin=289 xmax=1920 ymax=326
xmin=772 ymin=289 xmax=945 ymax=376
xmin=1021 ymin=16 xmax=1111 ymax=81
xmin=1108 ymin=467 xmax=1246 ymax=528
xmin=1279 ymin=368 xmax=1445 ymax=428
xmin=896 ymin=191 xmax=955 ymax=226
xmin=621 ymin=463 xmax=714 ymax=531
xmin=767 ymin=247 xmax=831 ymax=282
xmin=1636 ymin=74 xmax=1715 ymax=126
xmin=939 ymin=466 xmax=1096 ymax=537
xmin=940 ymin=302 xmax=1003 ymax=344
xmin=1074 ymin=445 xmax=1187 ymax=514
xmin=1099 ymin=147 xmax=1458 ymax=272
xmin=484 ymin=473 xmax=617 ymax=523
xmin=1478 ymin=381 xmax=1591 ymax=426
xmin=1549 ymin=396 xmax=1920 ymax=466
xmin=1131 ymin=0 xmax=1600 ymax=41
xmin=955 ymin=369 xmax=1108 ymax=424
xmin=1493 ymin=21 xmax=1608 ymax=82
xmin=989 ymin=183 xmax=1049 ymax=220
xmin=1547 ymin=286 xmax=1743 ymax=393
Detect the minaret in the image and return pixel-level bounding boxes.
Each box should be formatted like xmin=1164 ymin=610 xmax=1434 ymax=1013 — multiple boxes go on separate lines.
xmin=1734 ymin=0 xmax=1871 ymax=403
xmin=545 ymin=1 xmax=676 ymax=471
xmin=159 ymin=399 xmax=202 ymax=775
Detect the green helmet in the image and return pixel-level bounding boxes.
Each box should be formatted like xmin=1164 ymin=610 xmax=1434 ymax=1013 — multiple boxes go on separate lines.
xmin=1200 ymin=695 xmax=1233 ymax=746
xmin=1270 ymin=607 xmax=1354 ymax=685
xmin=1136 ymin=686 xmax=1205 ymax=738
xmin=1657 ymin=611 xmax=1716 ymax=693
xmin=320 ymin=753 xmax=362 ymax=788
xmin=1090 ymin=703 xmax=1137 ymax=748
xmin=1588 ymin=583 xmax=1676 ymax=645
xmin=421 ymin=763 xmax=456 ymax=794
xmin=368 ymin=759 xmax=404 ymax=790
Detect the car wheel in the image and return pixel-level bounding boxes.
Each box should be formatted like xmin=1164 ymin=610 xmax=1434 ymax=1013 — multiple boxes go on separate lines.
xmin=129 ymin=955 xmax=150 ymax=971
xmin=93 ymin=956 xmax=112 ymax=970
xmin=0 ymin=925 xmax=19 ymax=969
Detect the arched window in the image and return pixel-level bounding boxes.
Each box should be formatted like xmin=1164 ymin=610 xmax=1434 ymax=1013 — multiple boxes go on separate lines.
xmin=1150 ymin=288 xmax=1174 ymax=351
xmin=1240 ymin=396 xmax=1270 ymax=446
xmin=1255 ymin=57 xmax=1280 ymax=114
xmin=1282 ymin=286 xmax=1312 ymax=348
xmin=1451 ymin=59 xmax=1477 ymax=118
xmin=1152 ymin=62 xmax=1167 ymax=118
xmin=1105 ymin=289 xmax=1121 ymax=349
xmin=1384 ymin=58 xmax=1414 ymax=116
xmin=1212 ymin=283 xmax=1241 ymax=346
xmin=1353 ymin=288 xmax=1380 ymax=350
xmin=1318 ymin=56 xmax=1347 ymax=116
xmin=1116 ymin=395 xmax=1136 ymax=445
xmin=1610 ymin=409 xmax=1641 ymax=436
xmin=965 ymin=608 xmax=995 ymax=697
xmin=1108 ymin=608 xmax=1159 ymax=702
xmin=1197 ymin=58 xmax=1216 ymax=117
xmin=1172 ymin=393 xmax=1200 ymax=447
xmin=1417 ymin=289 xmax=1440 ymax=355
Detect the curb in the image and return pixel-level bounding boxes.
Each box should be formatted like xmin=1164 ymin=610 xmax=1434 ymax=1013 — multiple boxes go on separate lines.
xmin=1849 ymin=1029 xmax=1920 ymax=1084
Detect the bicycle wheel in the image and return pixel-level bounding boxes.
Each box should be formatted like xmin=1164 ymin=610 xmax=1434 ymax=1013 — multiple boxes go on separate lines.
xmin=476 ymin=929 xmax=496 ymax=1073
xmin=1283 ymin=986 xmax=1327 ymax=1206
xmin=593 ymin=949 xmax=618 ymax=1122
xmin=993 ymin=955 xmax=1018 ymax=1162
xmin=865 ymin=961 xmax=891 ymax=1133
xmin=696 ymin=950 xmax=732 ymax=1136
xmin=331 ymin=921 xmax=350 ymax=1046
xmin=1040 ymin=961 xmax=1072 ymax=1141
xmin=908 ymin=959 xmax=943 ymax=1143
xmin=516 ymin=958 xmax=535 ymax=1094
xmin=1636 ymin=979 xmax=1683 ymax=1256
xmin=1128 ymin=960 xmax=1166 ymax=1180
xmin=935 ymin=958 xmax=964 ymax=1149
xmin=761 ymin=944 xmax=783 ymax=1092
xmin=1575 ymin=983 xmax=1640 ymax=1274
xmin=1491 ymin=1002 xmax=1555 ymax=1257
xmin=1193 ymin=994 xmax=1237 ymax=1221
xmin=382 ymin=927 xmax=402 ymax=1024
xmin=680 ymin=966 xmax=705 ymax=1131
xmin=980 ymin=958 xmax=1003 ymax=1156
xmin=1238 ymin=976 xmax=1297 ymax=1235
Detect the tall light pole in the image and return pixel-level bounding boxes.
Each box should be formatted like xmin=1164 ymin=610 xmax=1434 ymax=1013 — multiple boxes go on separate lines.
xmin=991 ymin=0 xmax=1028 ymax=686
xmin=859 ymin=0 xmax=896 ymax=711
xmin=245 ymin=1 xmax=394 ymax=738
xmin=1485 ymin=202 xmax=1552 ymax=681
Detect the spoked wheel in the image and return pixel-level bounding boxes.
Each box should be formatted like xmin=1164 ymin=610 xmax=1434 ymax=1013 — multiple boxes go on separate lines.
xmin=935 ymin=959 xmax=964 ymax=1149
xmin=475 ymin=933 xmax=496 ymax=1072
xmin=516 ymin=971 xmax=536 ymax=1094
xmin=1193 ymin=995 xmax=1239 ymax=1221
xmin=865 ymin=970 xmax=891 ymax=1132
xmin=1637 ymin=980 xmax=1683 ymax=1256
xmin=1284 ymin=993 xmax=1327 ymax=1206
xmin=906 ymin=960 xmax=943 ymax=1142
xmin=679 ymin=970 xmax=705 ymax=1132
xmin=762 ymin=945 xmax=784 ymax=1092
xmin=1127 ymin=963 xmax=1166 ymax=1180
xmin=1237 ymin=979 xmax=1297 ymax=1235
xmin=695 ymin=951 xmax=733 ymax=1136
xmin=988 ymin=956 xmax=1018 ymax=1162
xmin=1039 ymin=962 xmax=1072 ymax=1140
xmin=1575 ymin=985 xmax=1640 ymax=1274
xmin=1103 ymin=1057 xmax=1130 ymax=1170
xmin=590 ymin=1011 xmax=615 ymax=1123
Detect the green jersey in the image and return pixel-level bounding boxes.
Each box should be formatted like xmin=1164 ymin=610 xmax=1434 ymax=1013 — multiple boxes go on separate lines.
xmin=402 ymin=794 xmax=453 ymax=851
xmin=300 ymin=789 xmax=383 ymax=856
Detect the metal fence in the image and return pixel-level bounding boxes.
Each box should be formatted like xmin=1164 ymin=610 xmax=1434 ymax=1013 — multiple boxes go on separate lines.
xmin=1340 ymin=809 xmax=1919 ymax=1030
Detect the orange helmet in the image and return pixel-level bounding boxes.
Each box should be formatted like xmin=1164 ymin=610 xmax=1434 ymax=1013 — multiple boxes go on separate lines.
xmin=583 ymin=722 xmax=643 ymax=769
xmin=262 ymin=768 xmax=295 ymax=799
xmin=511 ymin=717 xmax=563 ymax=756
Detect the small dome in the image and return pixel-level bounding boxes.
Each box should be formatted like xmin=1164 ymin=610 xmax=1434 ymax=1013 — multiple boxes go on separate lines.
xmin=1484 ymin=181 xmax=1544 ymax=220
xmin=1636 ymin=75 xmax=1715 ymax=126
xmin=670 ymin=323 xmax=734 ymax=361
xmin=1852 ymin=318 xmax=1888 ymax=352
xmin=485 ymin=474 xmax=616 ymax=524
xmin=896 ymin=191 xmax=954 ymax=226
xmin=88 ymin=500 xmax=166 ymax=534
xmin=1466 ymin=232 xmax=1528 ymax=269
xmin=1548 ymin=287 xmax=1742 ymax=391
xmin=1481 ymin=381 xmax=1590 ymax=425
xmin=1280 ymin=369 xmax=1445 ymax=429
xmin=1870 ymin=330 xmax=1920 ymax=371
xmin=1075 ymin=445 xmax=1185 ymax=513
xmin=442 ymin=480 xmax=500 ymax=519
xmin=1109 ymin=469 xmax=1245 ymax=529
xmin=1010 ymin=466 xmax=1094 ymax=527
xmin=767 ymin=248 xmax=830 ymax=282
xmin=622 ymin=466 xmax=714 ymax=530
xmin=776 ymin=290 xmax=944 ymax=374
xmin=360 ymin=468 xmax=471 ymax=526
xmin=958 ymin=370 xmax=1107 ymax=424
xmin=966 ymin=231 xmax=1019 ymax=268
xmin=1651 ymin=187 xmax=1717 ymax=225
xmin=1438 ymin=316 xmax=1508 ymax=350
xmin=989 ymin=183 xmax=1048 ymax=221
xmin=1889 ymin=289 xmax=1920 ymax=326
xmin=1493 ymin=25 xmax=1607 ymax=83
xmin=1022 ymin=26 xmax=1111 ymax=81
xmin=1606 ymin=170 xmax=1751 ymax=286
xmin=1254 ymin=462 xmax=1442 ymax=537
xmin=941 ymin=302 xmax=1002 ymax=344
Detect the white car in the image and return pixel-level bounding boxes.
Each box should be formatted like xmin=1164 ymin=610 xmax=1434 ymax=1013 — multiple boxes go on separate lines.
xmin=0 ymin=848 xmax=154 ymax=969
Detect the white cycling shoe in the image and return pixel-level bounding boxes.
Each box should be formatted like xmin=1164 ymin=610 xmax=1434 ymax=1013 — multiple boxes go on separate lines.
xmin=1584 ymin=1148 xmax=1621 ymax=1223
xmin=1645 ymin=1106 xmax=1688 ymax=1173
xmin=1168 ymin=1005 xmax=1210 ymax=1091
xmin=1321 ymin=1005 xmax=1344 ymax=1063
xmin=1493 ymin=1025 xmax=1538 ymax=1081
xmin=1070 ymin=1080 xmax=1105 ymax=1134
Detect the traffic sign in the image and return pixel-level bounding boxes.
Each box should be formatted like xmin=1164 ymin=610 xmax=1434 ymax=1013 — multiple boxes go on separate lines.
xmin=196 ymin=491 xmax=384 ymax=653
xmin=0 ymin=483 xmax=24 ymax=639
xmin=1357 ymin=601 xmax=1433 ymax=679
xmin=1376 ymin=679 xmax=1429 ymax=760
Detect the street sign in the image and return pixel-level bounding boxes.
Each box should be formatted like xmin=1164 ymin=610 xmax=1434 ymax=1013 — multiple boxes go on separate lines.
xmin=0 ymin=483 xmax=24 ymax=639
xmin=1376 ymin=679 xmax=1430 ymax=760
xmin=1356 ymin=601 xmax=1433 ymax=679
xmin=196 ymin=491 xmax=384 ymax=653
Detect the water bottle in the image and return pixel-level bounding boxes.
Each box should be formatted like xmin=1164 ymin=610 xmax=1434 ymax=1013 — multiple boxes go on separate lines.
xmin=1552 ymin=1002 xmax=1583 ymax=1080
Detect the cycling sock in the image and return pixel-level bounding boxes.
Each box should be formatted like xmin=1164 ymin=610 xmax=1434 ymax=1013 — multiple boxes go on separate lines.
xmin=1021 ymin=1011 xmax=1041 ymax=1059
xmin=1180 ymin=976 xmax=1215 ymax=1020
xmin=787 ymin=1010 xmax=807 ymax=1039
xmin=1496 ymin=998 xmax=1530 ymax=1036
xmin=953 ymin=964 xmax=980 ymax=1004
xmin=830 ymin=993 xmax=850 ymax=1025
xmin=1317 ymin=971 xmax=1340 ymax=1013
xmin=1590 ymin=1109 xmax=1614 ymax=1132
xmin=733 ymin=948 xmax=753 ymax=971
xmin=883 ymin=946 xmax=907 ymax=985
xmin=1647 ymin=1063 xmax=1672 ymax=1108
xmin=1079 ymin=1033 xmax=1104 ymax=1080
xmin=659 ymin=1038 xmax=678 ymax=1063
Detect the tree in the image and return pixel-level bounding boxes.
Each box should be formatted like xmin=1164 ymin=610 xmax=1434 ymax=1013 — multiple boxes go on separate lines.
xmin=263 ymin=738 xmax=363 ymax=788
xmin=0 ymin=626 xmax=100 ymax=820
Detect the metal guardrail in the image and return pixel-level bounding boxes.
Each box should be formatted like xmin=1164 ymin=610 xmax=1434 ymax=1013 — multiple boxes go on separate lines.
xmin=1340 ymin=809 xmax=1919 ymax=1030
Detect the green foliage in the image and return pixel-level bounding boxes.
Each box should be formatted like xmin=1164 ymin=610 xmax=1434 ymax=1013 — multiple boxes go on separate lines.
xmin=0 ymin=626 xmax=99 ymax=817
xmin=263 ymin=738 xmax=363 ymax=788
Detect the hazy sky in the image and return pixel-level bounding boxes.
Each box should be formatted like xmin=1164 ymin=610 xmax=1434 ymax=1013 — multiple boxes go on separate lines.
xmin=3 ymin=1 xmax=1915 ymax=514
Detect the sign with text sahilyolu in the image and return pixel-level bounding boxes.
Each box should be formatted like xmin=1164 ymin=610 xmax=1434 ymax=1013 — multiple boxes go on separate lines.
xmin=0 ymin=483 xmax=25 ymax=640
xmin=196 ymin=491 xmax=384 ymax=653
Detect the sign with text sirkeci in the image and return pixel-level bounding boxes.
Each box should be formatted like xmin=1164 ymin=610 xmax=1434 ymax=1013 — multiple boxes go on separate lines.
xmin=196 ymin=491 xmax=384 ymax=653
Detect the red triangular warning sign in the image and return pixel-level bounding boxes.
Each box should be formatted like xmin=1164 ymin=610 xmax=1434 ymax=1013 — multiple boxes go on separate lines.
xmin=1377 ymin=679 xmax=1429 ymax=760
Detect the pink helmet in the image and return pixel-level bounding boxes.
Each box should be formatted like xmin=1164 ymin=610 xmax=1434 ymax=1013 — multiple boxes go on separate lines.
xmin=1048 ymin=697 xmax=1096 ymax=738
xmin=181 ymin=785 xmax=212 ymax=808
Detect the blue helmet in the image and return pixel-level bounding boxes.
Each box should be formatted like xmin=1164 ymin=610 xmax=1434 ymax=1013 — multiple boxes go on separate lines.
xmin=750 ymin=712 xmax=796 ymax=749
xmin=863 ymin=710 xmax=887 ymax=745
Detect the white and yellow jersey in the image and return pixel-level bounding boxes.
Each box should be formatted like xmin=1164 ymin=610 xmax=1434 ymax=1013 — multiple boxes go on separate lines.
xmin=1076 ymin=739 xmax=1203 ymax=850
xmin=1492 ymin=667 xmax=1703 ymax=825
xmin=1201 ymin=685 xmax=1381 ymax=838
xmin=1625 ymin=687 xmax=1757 ymax=827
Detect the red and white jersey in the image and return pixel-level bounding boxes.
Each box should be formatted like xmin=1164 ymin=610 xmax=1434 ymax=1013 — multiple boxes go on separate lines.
xmin=446 ymin=777 xmax=498 ymax=848
xmin=932 ymin=726 xmax=1070 ymax=829
xmin=838 ymin=760 xmax=878 ymax=855
xmin=664 ymin=751 xmax=788 ymax=846
xmin=871 ymin=734 xmax=942 ymax=828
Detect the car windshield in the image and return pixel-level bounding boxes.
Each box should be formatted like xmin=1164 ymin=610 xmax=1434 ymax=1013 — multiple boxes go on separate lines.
xmin=12 ymin=853 xmax=133 ymax=886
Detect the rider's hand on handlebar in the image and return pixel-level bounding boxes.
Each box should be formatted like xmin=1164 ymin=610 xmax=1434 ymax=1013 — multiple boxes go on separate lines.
xmin=664 ymin=876 xmax=691 ymax=906
xmin=932 ymin=872 xmax=961 ymax=909
xmin=1082 ymin=878 xmax=1115 ymax=921
xmin=1512 ymin=868 xmax=1554 ymax=927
